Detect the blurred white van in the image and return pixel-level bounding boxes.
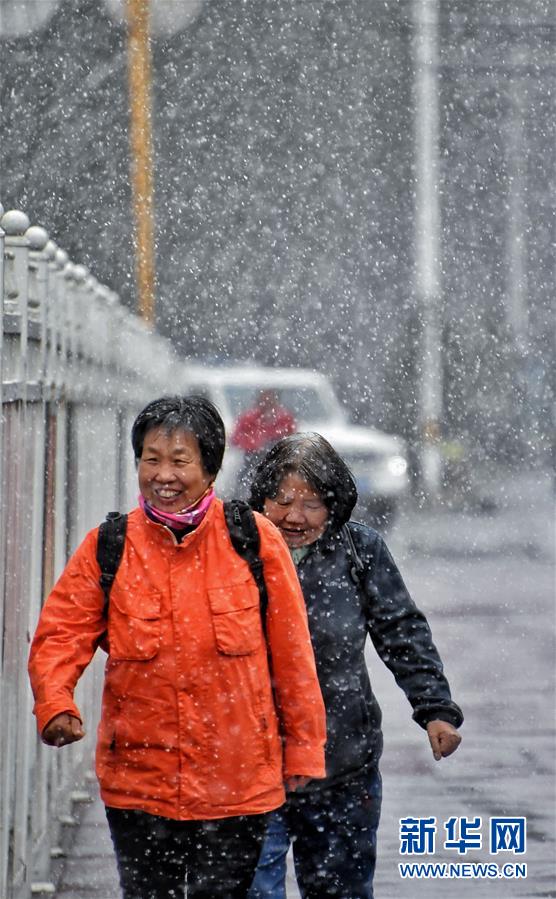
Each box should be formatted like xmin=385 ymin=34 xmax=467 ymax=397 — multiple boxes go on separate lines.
xmin=180 ymin=364 xmax=409 ymax=528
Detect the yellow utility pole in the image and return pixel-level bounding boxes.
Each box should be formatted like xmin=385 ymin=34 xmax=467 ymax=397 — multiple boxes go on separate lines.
xmin=126 ymin=0 xmax=156 ymax=326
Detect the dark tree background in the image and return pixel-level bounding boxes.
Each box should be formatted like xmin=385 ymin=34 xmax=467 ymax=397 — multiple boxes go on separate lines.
xmin=1 ymin=0 xmax=553 ymax=461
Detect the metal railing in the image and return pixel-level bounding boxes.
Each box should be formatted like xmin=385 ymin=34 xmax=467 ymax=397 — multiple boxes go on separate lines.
xmin=0 ymin=203 xmax=179 ymax=898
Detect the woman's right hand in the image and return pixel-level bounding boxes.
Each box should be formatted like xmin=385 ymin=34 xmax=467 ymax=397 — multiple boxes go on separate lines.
xmin=42 ymin=713 xmax=85 ymax=747
xmin=426 ymin=720 xmax=461 ymax=760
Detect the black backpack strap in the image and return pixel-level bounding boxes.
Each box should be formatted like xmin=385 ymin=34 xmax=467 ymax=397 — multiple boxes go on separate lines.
xmin=223 ymin=500 xmax=269 ymax=636
xmin=342 ymin=523 xmax=379 ymax=612
xmin=342 ymin=522 xmax=366 ymax=586
xmin=96 ymin=512 xmax=128 ymax=617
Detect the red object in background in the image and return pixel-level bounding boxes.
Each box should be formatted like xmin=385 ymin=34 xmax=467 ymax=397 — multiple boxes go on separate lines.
xmin=231 ymin=391 xmax=296 ymax=453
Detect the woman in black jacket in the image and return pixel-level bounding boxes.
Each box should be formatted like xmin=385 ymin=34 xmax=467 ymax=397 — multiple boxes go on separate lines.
xmin=247 ymin=432 xmax=463 ymax=899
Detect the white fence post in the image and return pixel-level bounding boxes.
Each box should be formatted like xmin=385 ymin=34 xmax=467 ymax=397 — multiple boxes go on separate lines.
xmin=0 ymin=203 xmax=6 ymax=899
xmin=0 ymin=208 xmax=32 ymax=899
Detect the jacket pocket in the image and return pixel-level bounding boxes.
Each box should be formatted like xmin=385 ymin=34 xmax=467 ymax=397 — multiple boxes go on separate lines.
xmin=108 ymin=590 xmax=162 ymax=660
xmin=207 ymin=578 xmax=262 ymax=655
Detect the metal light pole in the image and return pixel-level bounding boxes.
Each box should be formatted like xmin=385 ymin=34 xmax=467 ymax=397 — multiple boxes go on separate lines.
xmin=125 ymin=0 xmax=156 ymax=326
xmin=412 ymin=0 xmax=443 ymax=498
xmin=505 ymin=48 xmax=529 ymax=353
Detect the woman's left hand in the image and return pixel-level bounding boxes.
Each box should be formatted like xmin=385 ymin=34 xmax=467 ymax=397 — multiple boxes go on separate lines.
xmin=285 ymin=775 xmax=312 ymax=792
xmin=426 ymin=720 xmax=462 ymax=760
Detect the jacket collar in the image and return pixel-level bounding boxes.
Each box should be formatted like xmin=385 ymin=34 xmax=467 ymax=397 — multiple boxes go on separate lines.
xmin=304 ymin=526 xmax=344 ymax=558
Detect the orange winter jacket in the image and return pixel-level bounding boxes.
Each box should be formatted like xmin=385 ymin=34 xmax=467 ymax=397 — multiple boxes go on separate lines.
xmin=29 ymin=500 xmax=326 ymax=820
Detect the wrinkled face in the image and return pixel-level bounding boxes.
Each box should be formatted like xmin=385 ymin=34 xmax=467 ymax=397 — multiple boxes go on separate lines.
xmin=263 ymin=472 xmax=329 ymax=548
xmin=138 ymin=428 xmax=213 ymax=513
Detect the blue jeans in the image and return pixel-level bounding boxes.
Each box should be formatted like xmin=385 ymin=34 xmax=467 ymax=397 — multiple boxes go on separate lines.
xmin=248 ymin=768 xmax=382 ymax=899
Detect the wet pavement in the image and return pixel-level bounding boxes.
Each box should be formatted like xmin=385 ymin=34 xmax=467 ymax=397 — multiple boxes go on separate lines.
xmin=49 ymin=468 xmax=555 ymax=898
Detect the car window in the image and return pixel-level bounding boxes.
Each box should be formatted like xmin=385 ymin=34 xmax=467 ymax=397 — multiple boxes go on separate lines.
xmin=222 ymin=385 xmax=334 ymax=422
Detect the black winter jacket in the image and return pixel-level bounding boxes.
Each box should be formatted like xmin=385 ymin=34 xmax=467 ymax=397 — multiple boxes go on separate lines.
xmin=293 ymin=521 xmax=463 ymax=790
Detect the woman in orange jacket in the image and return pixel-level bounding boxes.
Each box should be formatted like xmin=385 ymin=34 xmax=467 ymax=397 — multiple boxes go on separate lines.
xmin=28 ymin=396 xmax=326 ymax=899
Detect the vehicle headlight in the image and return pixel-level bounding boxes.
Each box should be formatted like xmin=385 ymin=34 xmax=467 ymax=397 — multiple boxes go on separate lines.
xmin=387 ymin=455 xmax=408 ymax=477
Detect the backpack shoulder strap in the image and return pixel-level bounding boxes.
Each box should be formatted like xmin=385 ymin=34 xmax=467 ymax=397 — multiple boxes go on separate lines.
xmin=96 ymin=511 xmax=128 ymax=617
xmin=342 ymin=522 xmax=366 ymax=586
xmin=342 ymin=522 xmax=379 ymax=610
xmin=223 ymin=500 xmax=269 ymax=635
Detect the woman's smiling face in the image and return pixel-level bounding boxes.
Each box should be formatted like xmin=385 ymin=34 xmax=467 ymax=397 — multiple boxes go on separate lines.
xmin=138 ymin=427 xmax=213 ymax=513
xmin=263 ymin=472 xmax=329 ymax=548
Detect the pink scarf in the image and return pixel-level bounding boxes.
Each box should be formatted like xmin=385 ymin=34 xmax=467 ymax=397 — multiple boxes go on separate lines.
xmin=139 ymin=487 xmax=215 ymax=530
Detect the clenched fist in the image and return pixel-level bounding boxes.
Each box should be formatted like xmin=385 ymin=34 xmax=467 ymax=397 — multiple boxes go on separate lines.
xmin=426 ymin=720 xmax=461 ymax=760
xmin=42 ymin=713 xmax=85 ymax=747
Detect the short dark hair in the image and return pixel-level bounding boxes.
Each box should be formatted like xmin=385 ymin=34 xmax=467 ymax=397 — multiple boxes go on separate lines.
xmin=131 ymin=395 xmax=226 ymax=477
xmin=249 ymin=432 xmax=357 ymax=532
